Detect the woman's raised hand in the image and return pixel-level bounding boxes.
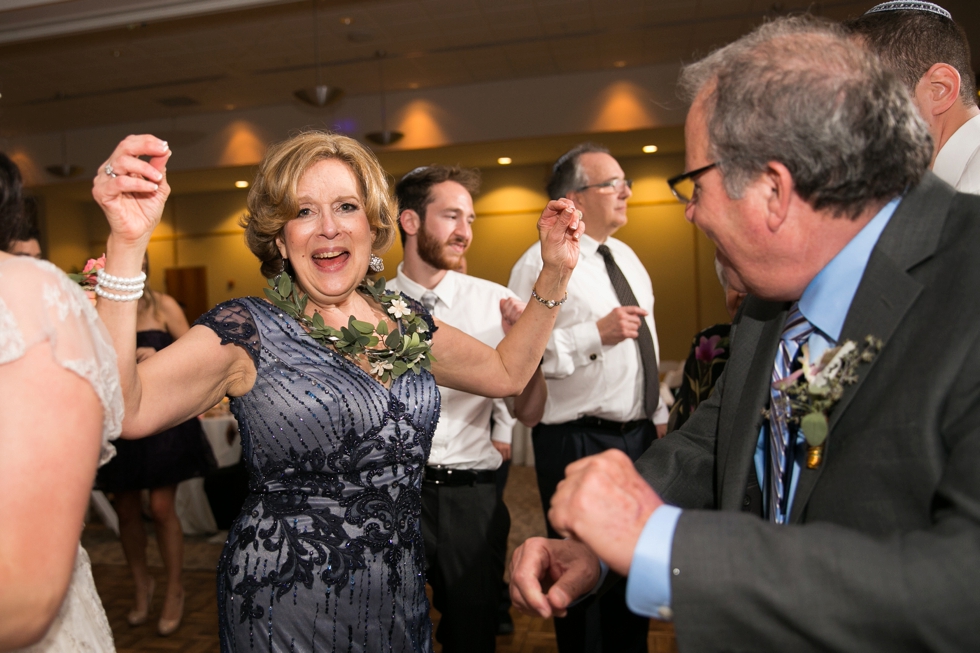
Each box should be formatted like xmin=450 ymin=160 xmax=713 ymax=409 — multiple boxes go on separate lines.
xmin=537 ymin=198 xmax=585 ymax=275
xmin=92 ymin=135 xmax=171 ymax=245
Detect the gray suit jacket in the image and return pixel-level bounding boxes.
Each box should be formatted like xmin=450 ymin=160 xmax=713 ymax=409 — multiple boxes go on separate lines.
xmin=635 ymin=173 xmax=980 ymax=652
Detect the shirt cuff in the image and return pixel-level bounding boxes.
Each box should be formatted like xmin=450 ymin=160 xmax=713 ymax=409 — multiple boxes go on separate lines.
xmin=626 ymin=505 xmax=682 ymax=620
xmin=652 ymin=397 xmax=670 ymax=425
xmin=570 ymin=320 xmax=604 ymax=368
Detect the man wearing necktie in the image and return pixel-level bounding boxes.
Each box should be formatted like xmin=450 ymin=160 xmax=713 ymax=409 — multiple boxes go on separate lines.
xmin=509 ymin=144 xmax=667 ymax=653
xmin=510 ymin=16 xmax=980 ymax=652
xmin=386 ymin=165 xmax=520 ymax=653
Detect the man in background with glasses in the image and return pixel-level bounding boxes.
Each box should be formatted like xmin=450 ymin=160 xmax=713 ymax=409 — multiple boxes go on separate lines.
xmin=508 ymin=143 xmax=667 ymax=653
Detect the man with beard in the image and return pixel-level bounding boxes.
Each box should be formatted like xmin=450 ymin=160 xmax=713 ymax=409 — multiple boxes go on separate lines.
xmin=387 ymin=165 xmax=519 ymax=653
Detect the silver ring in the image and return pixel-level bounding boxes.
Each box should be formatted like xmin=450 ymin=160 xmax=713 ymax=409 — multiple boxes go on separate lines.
xmin=104 ymin=163 xmax=117 ymax=178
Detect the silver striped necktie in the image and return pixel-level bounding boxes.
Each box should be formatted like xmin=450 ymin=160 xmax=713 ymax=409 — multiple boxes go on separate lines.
xmin=420 ymin=290 xmax=438 ymax=316
xmin=768 ymin=303 xmax=814 ymax=524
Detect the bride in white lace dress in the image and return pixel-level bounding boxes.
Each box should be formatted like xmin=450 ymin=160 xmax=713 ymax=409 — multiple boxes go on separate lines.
xmin=0 ymin=155 xmax=122 ymax=651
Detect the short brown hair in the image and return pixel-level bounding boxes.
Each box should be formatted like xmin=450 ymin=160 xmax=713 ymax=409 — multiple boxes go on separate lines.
xmin=845 ymin=9 xmax=977 ymax=107
xmin=242 ymin=131 xmax=398 ymax=278
xmin=394 ymin=165 xmax=480 ymax=245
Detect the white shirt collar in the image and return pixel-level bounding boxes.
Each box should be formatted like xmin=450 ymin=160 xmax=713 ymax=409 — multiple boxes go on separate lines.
xmin=392 ymin=262 xmax=460 ymax=310
xmin=933 ymin=113 xmax=980 ymax=187
xmin=578 ymin=233 xmax=602 ymax=257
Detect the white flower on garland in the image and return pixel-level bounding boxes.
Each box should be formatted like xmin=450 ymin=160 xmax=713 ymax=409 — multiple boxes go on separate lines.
xmin=387 ymin=297 xmax=411 ymax=319
xmin=370 ymin=359 xmax=394 ymax=378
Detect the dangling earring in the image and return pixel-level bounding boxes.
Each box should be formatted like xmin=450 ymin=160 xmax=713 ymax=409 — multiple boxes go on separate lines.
xmin=369 ymin=254 xmax=384 ymax=273
xmin=275 ymin=257 xmax=288 ymax=284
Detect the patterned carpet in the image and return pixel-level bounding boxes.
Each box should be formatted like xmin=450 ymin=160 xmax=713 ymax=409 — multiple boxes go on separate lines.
xmin=82 ymin=465 xmax=676 ymax=652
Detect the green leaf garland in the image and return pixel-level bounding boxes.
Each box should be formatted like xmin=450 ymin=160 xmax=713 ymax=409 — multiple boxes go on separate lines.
xmin=264 ymin=273 xmax=436 ymax=383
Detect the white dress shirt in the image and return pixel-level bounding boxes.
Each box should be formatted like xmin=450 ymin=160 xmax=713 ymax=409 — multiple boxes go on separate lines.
xmin=387 ymin=264 xmax=517 ymax=470
xmin=508 ymin=234 xmax=667 ymax=425
xmin=933 ymin=113 xmax=980 ymax=195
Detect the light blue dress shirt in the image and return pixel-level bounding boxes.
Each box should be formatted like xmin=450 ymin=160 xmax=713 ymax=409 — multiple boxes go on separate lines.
xmin=625 ymin=197 xmax=900 ymax=619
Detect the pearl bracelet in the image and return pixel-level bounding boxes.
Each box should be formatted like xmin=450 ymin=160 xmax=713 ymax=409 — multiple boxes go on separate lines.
xmin=94 ymin=285 xmax=144 ymax=302
xmin=530 ymin=287 xmax=567 ymax=309
xmin=96 ymin=268 xmax=147 ymax=285
xmin=97 ymin=277 xmax=146 ymax=292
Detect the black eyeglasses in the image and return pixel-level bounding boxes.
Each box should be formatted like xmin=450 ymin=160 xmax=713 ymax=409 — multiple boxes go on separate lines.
xmin=667 ymin=163 xmax=717 ymax=203
xmin=575 ymin=178 xmax=632 ymax=194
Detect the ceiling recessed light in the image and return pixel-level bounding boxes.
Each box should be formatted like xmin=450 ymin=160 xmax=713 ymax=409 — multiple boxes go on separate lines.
xmin=613 ymin=60 xmax=626 ymax=68
xmin=642 ymin=145 xmax=658 ymax=153
xmin=497 ymin=157 xmax=512 ymax=165
xmin=235 ymin=180 xmax=249 ymax=188
xmin=341 ymin=16 xmax=353 ymax=25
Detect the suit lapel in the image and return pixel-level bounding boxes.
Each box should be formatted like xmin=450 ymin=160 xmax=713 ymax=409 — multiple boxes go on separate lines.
xmin=787 ymin=174 xmax=953 ymax=523
xmin=718 ymin=299 xmax=787 ymax=510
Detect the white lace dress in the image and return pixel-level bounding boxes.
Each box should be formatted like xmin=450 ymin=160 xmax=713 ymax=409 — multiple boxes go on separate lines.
xmin=0 ymin=256 xmax=123 ymax=653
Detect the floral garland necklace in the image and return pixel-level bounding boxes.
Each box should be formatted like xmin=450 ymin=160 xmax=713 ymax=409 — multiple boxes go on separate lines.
xmin=264 ymin=272 xmax=436 ymax=383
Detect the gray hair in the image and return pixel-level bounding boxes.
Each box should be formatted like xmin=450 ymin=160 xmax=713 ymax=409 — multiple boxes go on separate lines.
xmin=547 ymin=143 xmax=610 ymax=200
xmin=679 ymin=15 xmax=932 ymax=219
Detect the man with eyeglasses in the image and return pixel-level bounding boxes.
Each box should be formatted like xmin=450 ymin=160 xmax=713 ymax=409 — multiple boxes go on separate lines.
xmin=508 ymin=143 xmax=666 ymax=653
xmin=510 ymin=15 xmax=980 ymax=652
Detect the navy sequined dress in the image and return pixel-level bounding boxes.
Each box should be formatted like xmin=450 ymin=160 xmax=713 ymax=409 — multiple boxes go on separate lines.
xmin=196 ymin=296 xmax=440 ymax=653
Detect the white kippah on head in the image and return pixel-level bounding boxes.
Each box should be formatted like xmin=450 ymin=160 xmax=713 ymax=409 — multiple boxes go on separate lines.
xmin=864 ymin=1 xmax=952 ymax=20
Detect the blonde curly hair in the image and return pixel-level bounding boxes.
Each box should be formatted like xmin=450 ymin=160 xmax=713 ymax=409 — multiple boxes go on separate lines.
xmin=242 ymin=131 xmax=398 ymax=278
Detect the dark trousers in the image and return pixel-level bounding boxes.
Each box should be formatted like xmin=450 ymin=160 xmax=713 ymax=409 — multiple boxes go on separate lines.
xmin=422 ymin=480 xmax=510 ymax=653
xmin=532 ymin=420 xmax=655 ymax=653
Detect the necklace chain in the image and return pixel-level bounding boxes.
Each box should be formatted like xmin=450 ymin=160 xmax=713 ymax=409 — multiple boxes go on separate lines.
xmin=264 ymin=272 xmax=436 ymax=382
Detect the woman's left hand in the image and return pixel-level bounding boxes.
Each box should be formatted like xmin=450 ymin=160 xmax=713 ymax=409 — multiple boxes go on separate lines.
xmin=537 ymin=199 xmax=585 ymax=275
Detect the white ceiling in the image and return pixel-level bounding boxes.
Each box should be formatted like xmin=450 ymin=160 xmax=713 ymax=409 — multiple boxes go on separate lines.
xmin=6 ymin=0 xmax=974 ymax=140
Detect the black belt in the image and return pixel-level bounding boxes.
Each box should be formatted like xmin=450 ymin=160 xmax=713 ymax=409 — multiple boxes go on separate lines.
xmin=423 ymin=465 xmax=497 ymax=487
xmin=565 ymin=416 xmax=650 ymax=433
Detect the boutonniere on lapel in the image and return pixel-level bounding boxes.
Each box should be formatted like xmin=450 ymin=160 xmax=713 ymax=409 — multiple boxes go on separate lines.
xmin=766 ymin=336 xmax=882 ymax=469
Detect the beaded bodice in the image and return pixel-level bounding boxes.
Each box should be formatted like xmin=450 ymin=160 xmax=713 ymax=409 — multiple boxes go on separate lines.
xmin=197 ymin=295 xmax=439 ymax=653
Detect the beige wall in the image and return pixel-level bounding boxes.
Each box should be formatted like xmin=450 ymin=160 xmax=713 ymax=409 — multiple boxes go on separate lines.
xmin=40 ymin=151 xmax=728 ymax=362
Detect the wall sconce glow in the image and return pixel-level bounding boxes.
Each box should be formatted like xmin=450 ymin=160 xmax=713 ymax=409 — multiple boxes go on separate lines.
xmin=613 ymin=61 xmax=626 ymax=68
xmin=642 ymin=145 xmax=658 ymax=154
xmin=219 ymin=121 xmax=268 ymax=166
xmin=590 ymin=81 xmax=655 ymax=132
xmin=497 ymin=157 xmax=512 ymax=165
xmin=235 ymin=180 xmax=249 ymax=188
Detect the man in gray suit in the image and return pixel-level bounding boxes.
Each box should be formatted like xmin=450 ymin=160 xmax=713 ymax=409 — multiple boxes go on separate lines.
xmin=510 ymin=15 xmax=980 ymax=652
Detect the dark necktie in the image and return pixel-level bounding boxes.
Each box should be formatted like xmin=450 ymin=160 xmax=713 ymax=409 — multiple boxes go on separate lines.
xmin=767 ymin=303 xmax=815 ymax=524
xmin=596 ymin=244 xmax=659 ymax=419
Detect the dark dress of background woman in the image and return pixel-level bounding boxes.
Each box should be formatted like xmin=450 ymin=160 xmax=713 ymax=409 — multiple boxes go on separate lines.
xmin=96 ymin=277 xmax=216 ymax=636
xmin=97 ymin=330 xmax=215 ymax=490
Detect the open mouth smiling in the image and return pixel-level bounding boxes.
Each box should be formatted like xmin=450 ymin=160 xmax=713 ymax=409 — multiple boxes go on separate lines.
xmin=311 ymin=250 xmax=350 ymax=269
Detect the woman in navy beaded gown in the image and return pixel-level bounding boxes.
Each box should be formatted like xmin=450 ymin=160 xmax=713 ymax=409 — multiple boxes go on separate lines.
xmin=91 ymin=132 xmax=584 ymax=652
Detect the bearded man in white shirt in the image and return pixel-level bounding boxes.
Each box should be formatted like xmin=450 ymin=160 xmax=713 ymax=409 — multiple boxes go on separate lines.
xmin=508 ymin=144 xmax=666 ymax=653
xmin=387 ymin=165 xmax=518 ymax=653
xmin=846 ymin=1 xmax=980 ymax=194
